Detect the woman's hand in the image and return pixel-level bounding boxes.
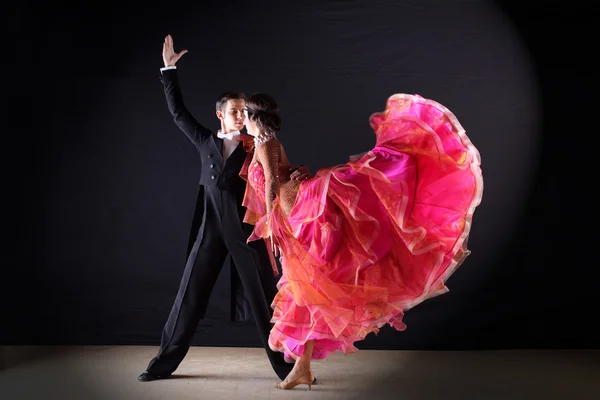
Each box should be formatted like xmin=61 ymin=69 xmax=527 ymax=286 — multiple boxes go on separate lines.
xmin=270 ymin=233 xmax=281 ymax=257
xmin=265 ymin=232 xmax=280 ymax=258
xmin=289 ymin=165 xmax=312 ymax=180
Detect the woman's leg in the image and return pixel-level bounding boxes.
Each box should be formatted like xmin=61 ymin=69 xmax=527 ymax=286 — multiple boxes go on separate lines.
xmin=274 ymin=340 xmax=315 ymax=390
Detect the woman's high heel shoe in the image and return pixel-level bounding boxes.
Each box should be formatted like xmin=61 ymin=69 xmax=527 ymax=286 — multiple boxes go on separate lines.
xmin=274 ymin=370 xmax=315 ymax=391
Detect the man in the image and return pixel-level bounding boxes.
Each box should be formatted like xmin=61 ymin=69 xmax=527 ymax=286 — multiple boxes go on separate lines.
xmin=138 ymin=34 xmax=311 ymax=382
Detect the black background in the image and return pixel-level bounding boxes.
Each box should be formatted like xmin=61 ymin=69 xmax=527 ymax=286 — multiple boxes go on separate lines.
xmin=3 ymin=0 xmax=596 ymax=351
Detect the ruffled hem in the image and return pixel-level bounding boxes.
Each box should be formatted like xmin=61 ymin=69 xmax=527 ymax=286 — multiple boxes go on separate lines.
xmin=246 ymin=93 xmax=483 ymax=360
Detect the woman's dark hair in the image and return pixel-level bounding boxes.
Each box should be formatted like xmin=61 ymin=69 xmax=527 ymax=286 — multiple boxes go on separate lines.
xmin=245 ymin=93 xmax=282 ymax=134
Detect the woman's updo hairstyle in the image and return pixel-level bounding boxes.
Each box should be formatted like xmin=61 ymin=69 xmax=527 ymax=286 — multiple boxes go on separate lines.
xmin=245 ymin=93 xmax=282 ymax=135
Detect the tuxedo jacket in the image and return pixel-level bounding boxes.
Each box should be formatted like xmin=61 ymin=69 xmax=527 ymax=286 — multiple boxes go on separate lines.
xmin=159 ymin=68 xmax=253 ymax=322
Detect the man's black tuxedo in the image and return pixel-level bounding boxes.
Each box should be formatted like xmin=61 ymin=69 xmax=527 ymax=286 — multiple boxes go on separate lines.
xmin=144 ymin=68 xmax=291 ymax=380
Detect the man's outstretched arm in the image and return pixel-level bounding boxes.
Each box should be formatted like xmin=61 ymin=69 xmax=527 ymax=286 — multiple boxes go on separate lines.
xmin=159 ymin=34 xmax=212 ymax=147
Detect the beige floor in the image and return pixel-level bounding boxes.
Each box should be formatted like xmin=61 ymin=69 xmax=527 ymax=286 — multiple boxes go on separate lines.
xmin=1 ymin=346 xmax=599 ymax=400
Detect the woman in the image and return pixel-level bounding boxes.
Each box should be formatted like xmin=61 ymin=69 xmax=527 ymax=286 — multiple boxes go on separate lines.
xmin=239 ymin=93 xmax=483 ymax=390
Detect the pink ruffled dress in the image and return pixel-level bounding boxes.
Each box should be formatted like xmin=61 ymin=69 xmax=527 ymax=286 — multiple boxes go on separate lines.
xmin=240 ymin=94 xmax=484 ymax=361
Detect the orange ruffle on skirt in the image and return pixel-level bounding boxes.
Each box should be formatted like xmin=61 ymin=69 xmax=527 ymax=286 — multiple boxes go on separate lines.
xmin=241 ymin=94 xmax=483 ymax=361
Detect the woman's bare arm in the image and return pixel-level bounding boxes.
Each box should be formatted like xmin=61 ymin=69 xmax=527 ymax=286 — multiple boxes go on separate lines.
xmin=279 ymin=143 xmax=292 ymax=168
xmin=257 ymin=138 xmax=281 ymax=214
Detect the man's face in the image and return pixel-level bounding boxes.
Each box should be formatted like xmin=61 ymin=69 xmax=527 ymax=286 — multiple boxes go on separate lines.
xmin=217 ymin=99 xmax=245 ymax=133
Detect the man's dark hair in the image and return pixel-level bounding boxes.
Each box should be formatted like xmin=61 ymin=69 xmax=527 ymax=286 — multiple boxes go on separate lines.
xmin=216 ymin=92 xmax=246 ymax=111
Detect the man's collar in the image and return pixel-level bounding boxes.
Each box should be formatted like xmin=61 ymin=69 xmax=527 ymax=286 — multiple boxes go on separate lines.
xmin=216 ymin=130 xmax=241 ymax=141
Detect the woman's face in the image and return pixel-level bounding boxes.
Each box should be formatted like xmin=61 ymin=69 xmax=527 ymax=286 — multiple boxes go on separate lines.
xmin=244 ymin=109 xmax=259 ymax=136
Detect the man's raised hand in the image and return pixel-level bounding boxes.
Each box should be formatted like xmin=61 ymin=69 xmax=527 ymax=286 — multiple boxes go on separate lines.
xmin=162 ymin=34 xmax=188 ymax=67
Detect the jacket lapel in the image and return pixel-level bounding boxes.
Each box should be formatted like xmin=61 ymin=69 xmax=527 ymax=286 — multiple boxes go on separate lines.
xmin=212 ymin=135 xmax=224 ymax=158
xmin=224 ymin=142 xmax=246 ymax=170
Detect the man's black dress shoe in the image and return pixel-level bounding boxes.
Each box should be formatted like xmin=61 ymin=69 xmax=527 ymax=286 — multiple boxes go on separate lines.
xmin=137 ymin=371 xmax=169 ymax=382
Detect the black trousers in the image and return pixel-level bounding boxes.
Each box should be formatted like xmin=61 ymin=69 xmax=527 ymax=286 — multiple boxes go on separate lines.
xmin=145 ymin=187 xmax=291 ymax=380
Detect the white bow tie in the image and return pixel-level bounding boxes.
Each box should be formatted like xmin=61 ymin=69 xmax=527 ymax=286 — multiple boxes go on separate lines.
xmin=217 ymin=130 xmax=241 ymax=141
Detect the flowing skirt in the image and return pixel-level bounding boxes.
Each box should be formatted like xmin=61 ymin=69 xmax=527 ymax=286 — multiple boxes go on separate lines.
xmin=245 ymin=94 xmax=483 ymax=361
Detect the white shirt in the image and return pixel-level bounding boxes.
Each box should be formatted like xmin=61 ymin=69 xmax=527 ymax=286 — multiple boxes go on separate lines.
xmin=217 ymin=130 xmax=242 ymax=161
